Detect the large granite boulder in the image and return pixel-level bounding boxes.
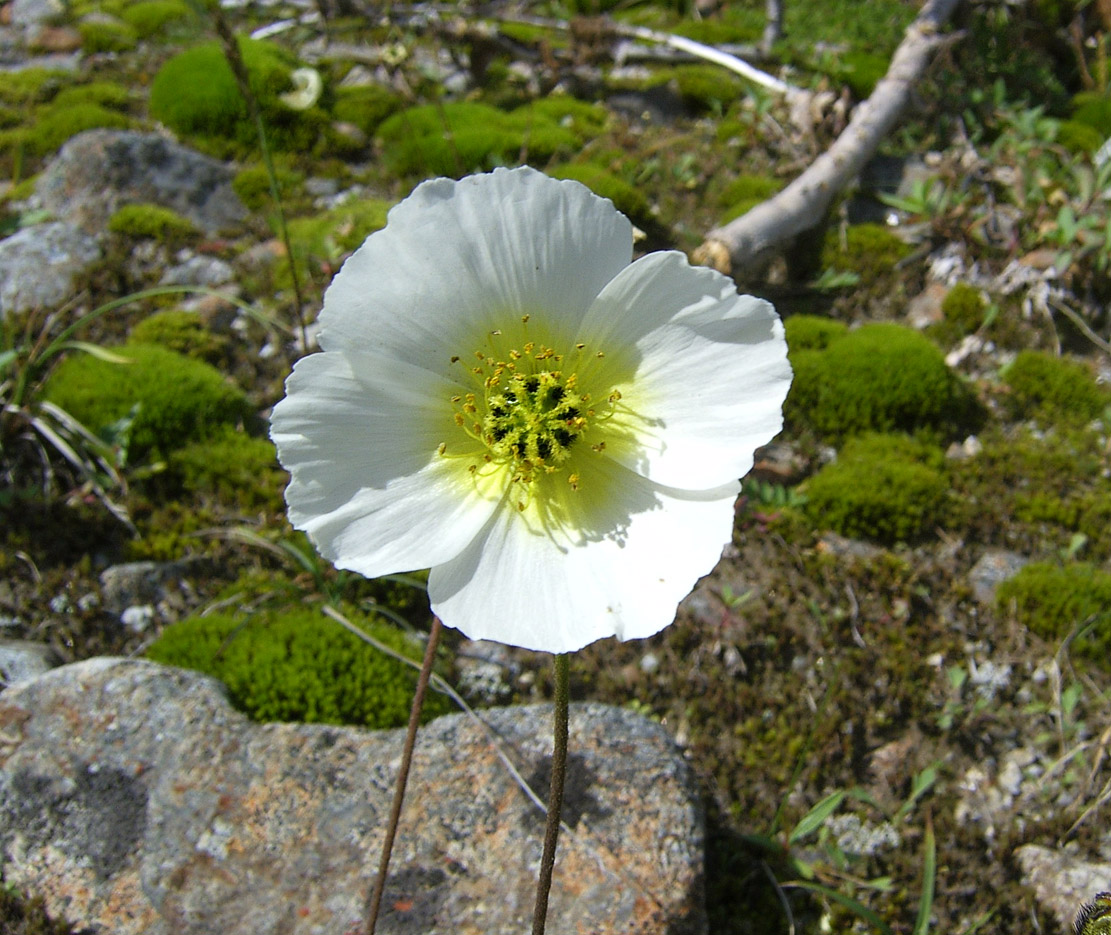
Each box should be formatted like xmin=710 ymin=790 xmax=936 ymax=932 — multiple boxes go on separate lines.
xmin=34 ymin=130 xmax=248 ymax=236
xmin=0 ymin=658 xmax=705 ymax=935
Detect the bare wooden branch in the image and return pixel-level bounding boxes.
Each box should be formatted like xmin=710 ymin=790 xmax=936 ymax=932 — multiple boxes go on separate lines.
xmin=695 ymin=0 xmax=964 ymax=278
xmin=761 ymin=0 xmax=784 ymax=56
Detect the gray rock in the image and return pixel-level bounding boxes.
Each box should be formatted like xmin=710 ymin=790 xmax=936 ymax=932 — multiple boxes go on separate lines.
xmin=9 ymin=0 xmax=64 ymax=26
xmin=0 ymin=658 xmax=706 ymax=935
xmin=98 ymin=560 xmax=194 ymax=618
xmin=969 ymin=549 xmax=1029 ymax=605
xmin=35 ymin=130 xmax=248 ymax=236
xmin=0 ymin=640 xmax=58 ymax=688
xmin=1016 ymin=844 xmax=1111 ymax=933
xmin=0 ymin=221 xmax=101 ymax=318
xmin=159 ymin=254 xmax=236 ymax=288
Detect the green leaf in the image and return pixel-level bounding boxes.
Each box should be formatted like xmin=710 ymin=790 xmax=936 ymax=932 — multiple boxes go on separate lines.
xmin=60 ymin=341 xmax=135 ymax=364
xmin=789 ymin=790 xmax=845 ymax=845
xmin=788 ymin=881 xmax=894 ymax=935
xmin=912 ymin=823 xmax=936 ymax=935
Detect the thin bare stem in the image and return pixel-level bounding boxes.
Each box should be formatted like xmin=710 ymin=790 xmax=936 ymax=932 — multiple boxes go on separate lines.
xmin=208 ymin=3 xmax=308 ymax=351
xmin=364 ymin=616 xmax=443 ymax=935
xmin=531 ymin=653 xmax=570 ymax=935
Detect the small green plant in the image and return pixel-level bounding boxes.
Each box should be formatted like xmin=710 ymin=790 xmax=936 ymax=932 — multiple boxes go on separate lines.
xmin=375 ymin=100 xmax=584 ymax=177
xmin=44 ymin=342 xmax=252 ymax=459
xmin=163 ymin=428 xmax=286 ymax=514
xmin=78 ymin=19 xmax=138 ymax=54
xmin=331 ymin=83 xmax=404 ymax=137
xmin=803 ymin=433 xmax=949 ymax=545
xmin=107 ymin=203 xmax=199 ymax=245
xmin=128 ymin=309 xmax=227 ymax=362
xmin=146 ymin=607 xmax=452 ymax=728
xmin=232 ymin=163 xmax=304 ymax=212
xmin=21 ymin=101 xmax=131 ymax=158
xmin=720 ymin=173 xmax=783 ymax=222
xmin=785 ymin=323 xmax=982 ymax=441
xmin=1 ymin=305 xmax=134 ymax=523
xmin=927 ymin=283 xmax=988 ymax=347
xmin=820 ymin=223 xmax=913 ymax=286
xmin=1000 ymin=350 xmax=1108 ymax=426
xmin=548 ymin=163 xmax=655 ymax=232
xmin=783 ymin=315 xmax=848 ymax=352
xmin=120 ymin=0 xmax=196 ymax=39
xmin=149 ymin=38 xmax=321 ymax=151
xmin=997 ymin=562 xmax=1111 ymax=669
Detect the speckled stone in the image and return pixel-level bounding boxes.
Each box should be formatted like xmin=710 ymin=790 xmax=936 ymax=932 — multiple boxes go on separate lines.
xmin=0 ymin=658 xmax=705 ymax=935
xmin=0 ymin=221 xmax=101 ymax=319
xmin=34 ymin=130 xmax=247 ymax=236
xmin=1015 ymin=845 xmax=1111 ymax=933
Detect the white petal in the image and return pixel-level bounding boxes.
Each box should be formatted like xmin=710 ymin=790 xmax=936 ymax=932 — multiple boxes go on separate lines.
xmin=580 ymin=251 xmax=792 ymax=489
xmin=270 ymin=350 xmax=504 ymax=576
xmin=317 ymin=167 xmax=632 ymax=378
xmin=427 ymin=454 xmax=738 ymax=653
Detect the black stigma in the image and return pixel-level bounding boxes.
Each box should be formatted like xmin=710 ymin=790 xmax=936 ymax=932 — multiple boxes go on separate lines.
xmin=548 ymin=386 xmax=565 ymax=404
xmin=524 ymin=376 xmax=540 ymax=394
xmin=490 ymin=405 xmax=506 ymax=418
xmin=554 ymin=428 xmax=574 ymax=447
xmin=564 ymin=407 xmax=580 ymax=420
xmin=503 ymin=390 xmax=517 ymax=404
xmin=492 ymin=426 xmax=509 ymax=441
xmin=537 ymin=439 xmax=552 ymax=461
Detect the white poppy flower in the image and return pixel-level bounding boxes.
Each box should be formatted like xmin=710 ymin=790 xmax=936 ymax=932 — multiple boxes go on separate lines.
xmin=271 ymin=167 xmax=792 ymax=654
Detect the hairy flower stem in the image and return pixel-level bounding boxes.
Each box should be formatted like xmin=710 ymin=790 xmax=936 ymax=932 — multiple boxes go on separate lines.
xmin=531 ymin=653 xmax=570 ymax=935
xmin=363 ymin=616 xmax=443 ymax=935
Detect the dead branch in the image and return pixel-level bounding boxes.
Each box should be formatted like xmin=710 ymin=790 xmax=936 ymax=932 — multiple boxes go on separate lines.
xmin=694 ymin=0 xmax=964 ymax=279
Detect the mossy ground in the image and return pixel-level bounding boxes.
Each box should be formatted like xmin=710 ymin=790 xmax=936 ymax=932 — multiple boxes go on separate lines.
xmin=2 ymin=2 xmax=1111 ymax=934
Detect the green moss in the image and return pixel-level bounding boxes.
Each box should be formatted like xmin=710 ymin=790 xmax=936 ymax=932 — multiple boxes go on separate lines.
xmin=803 ymin=433 xmax=949 ymax=545
xmin=927 ymin=282 xmax=986 ymax=347
xmin=44 ymin=343 xmax=252 ymax=459
xmin=146 ymin=608 xmax=452 ymax=728
xmin=783 ymin=314 xmax=848 ymax=352
xmin=1070 ymin=91 xmax=1111 ymax=138
xmin=78 ymin=19 xmax=138 ymax=54
xmin=0 ymin=69 xmax=69 ymax=107
xmin=149 ymin=38 xmax=323 ymax=152
xmin=107 ymin=203 xmax=199 ymax=245
xmin=231 ymin=163 xmax=304 ymax=212
xmin=375 ymin=100 xmax=581 ymax=178
xmin=647 ymin=65 xmax=746 ymax=113
xmin=331 ymin=83 xmax=404 ymax=137
xmin=1057 ymin=119 xmax=1104 ymax=155
xmin=785 ymin=323 xmax=982 ymax=441
xmin=949 ymin=427 xmax=1108 ymax=557
xmin=720 ymin=173 xmax=783 ymax=221
xmin=283 ymin=198 xmax=391 ymax=286
xmin=997 ymin=562 xmax=1111 ymax=667
xmin=120 ymin=0 xmax=196 ymax=38
xmin=828 ymin=51 xmax=888 ymax=98
xmin=165 ymin=428 xmax=287 ymax=514
xmin=51 ymin=81 xmax=132 ymax=112
xmin=547 ymin=163 xmax=653 ymax=230
xmin=128 ymin=309 xmax=228 ymax=362
xmin=820 ymin=223 xmax=912 ymax=284
xmin=1001 ymin=350 xmax=1108 ymax=426
xmin=522 ymin=95 xmax=609 ymax=136
xmin=24 ymin=102 xmax=130 ymax=157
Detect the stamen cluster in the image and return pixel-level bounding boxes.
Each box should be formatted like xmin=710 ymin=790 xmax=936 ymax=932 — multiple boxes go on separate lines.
xmin=447 ymin=322 xmax=619 ymax=489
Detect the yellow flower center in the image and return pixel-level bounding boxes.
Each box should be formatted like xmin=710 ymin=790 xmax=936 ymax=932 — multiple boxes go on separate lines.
xmin=441 ymin=316 xmax=622 ymax=498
